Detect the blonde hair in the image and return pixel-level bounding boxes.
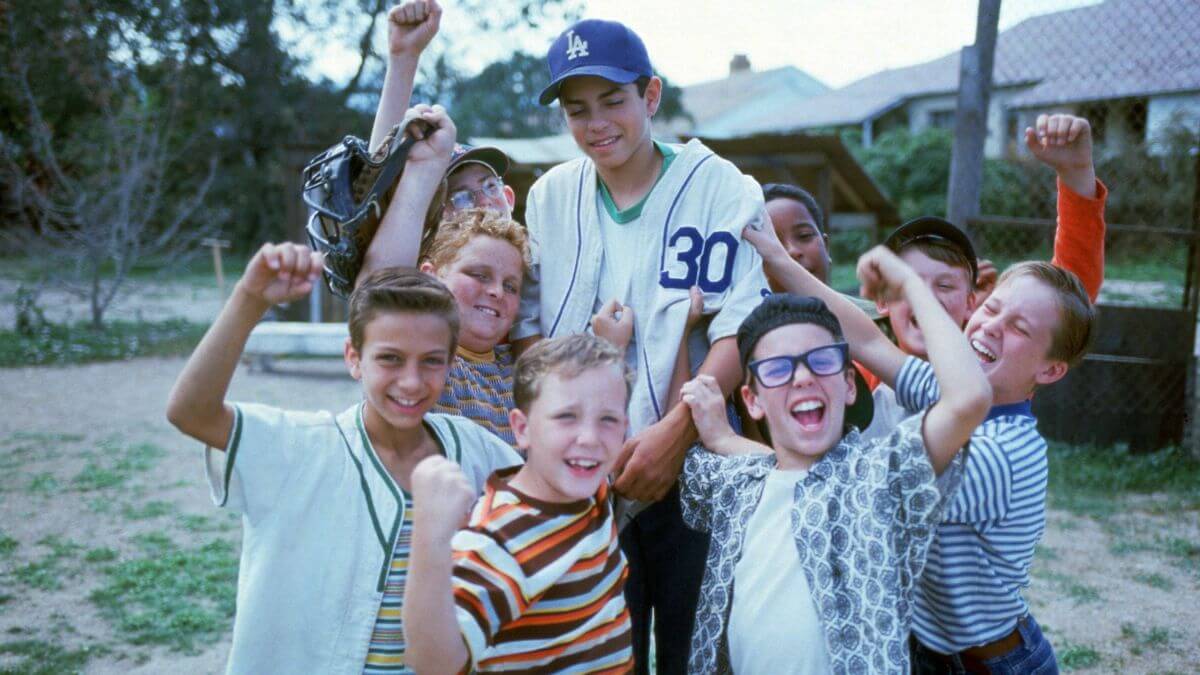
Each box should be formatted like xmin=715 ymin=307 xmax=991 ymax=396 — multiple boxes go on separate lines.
xmin=421 ymin=208 xmax=531 ymax=273
xmin=513 ymin=334 xmax=633 ymax=412
xmin=997 ymin=261 xmax=1095 ymax=367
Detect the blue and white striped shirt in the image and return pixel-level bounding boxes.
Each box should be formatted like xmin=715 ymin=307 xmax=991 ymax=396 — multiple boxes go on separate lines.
xmin=895 ymin=357 xmax=1048 ymax=653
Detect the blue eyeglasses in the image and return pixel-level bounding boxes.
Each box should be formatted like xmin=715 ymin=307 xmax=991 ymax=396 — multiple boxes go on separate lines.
xmin=748 ymin=343 xmax=850 ymax=388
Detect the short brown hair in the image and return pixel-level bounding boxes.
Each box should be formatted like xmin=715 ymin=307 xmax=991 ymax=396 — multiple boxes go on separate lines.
xmin=421 ymin=208 xmax=531 ymax=273
xmin=998 ymin=261 xmax=1095 ymax=367
xmin=348 ymin=267 xmax=460 ymax=353
xmin=513 ymin=334 xmax=633 ymax=412
xmin=901 ymin=238 xmax=976 ymax=289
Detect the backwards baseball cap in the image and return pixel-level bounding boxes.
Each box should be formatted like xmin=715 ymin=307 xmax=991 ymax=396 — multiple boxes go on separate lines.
xmin=883 ymin=216 xmax=979 ymax=283
xmin=538 ymin=19 xmax=653 ymax=105
xmin=447 ymin=143 xmax=510 ymax=179
xmin=736 ymin=294 xmax=874 ymax=432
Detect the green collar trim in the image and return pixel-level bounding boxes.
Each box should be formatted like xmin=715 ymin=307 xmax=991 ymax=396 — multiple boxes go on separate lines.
xmin=355 ymin=405 xmax=444 ymax=590
xmin=597 ymin=141 xmax=677 ymax=224
xmin=219 ymin=406 xmax=244 ymax=508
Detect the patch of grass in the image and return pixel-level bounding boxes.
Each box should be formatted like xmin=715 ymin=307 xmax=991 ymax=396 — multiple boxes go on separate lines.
xmin=121 ymin=500 xmax=175 ymax=520
xmin=1047 ymin=443 xmax=1200 ymax=517
xmin=0 ymin=535 xmax=16 ymax=557
xmin=26 ymin=472 xmax=60 ymax=495
xmin=11 ymin=560 xmax=62 ymax=591
xmin=1120 ymin=622 xmax=1173 ymax=656
xmin=90 ymin=534 xmax=238 ymax=653
xmin=1038 ymin=571 xmax=1101 ymax=604
xmin=1132 ymin=571 xmax=1175 ymax=591
xmin=72 ymin=442 xmax=166 ymax=492
xmin=178 ymin=513 xmax=222 ymax=533
xmin=0 ymin=639 xmax=104 ymax=675
xmin=85 ymin=547 xmax=119 ymax=563
xmin=0 ymin=318 xmax=208 ymax=367
xmin=1058 ymin=640 xmax=1102 ymax=670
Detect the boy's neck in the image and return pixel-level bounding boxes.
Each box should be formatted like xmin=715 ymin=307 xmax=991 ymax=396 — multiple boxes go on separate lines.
xmin=362 ymin=404 xmax=435 ymax=463
xmin=596 ymin=137 xmax=662 ymax=209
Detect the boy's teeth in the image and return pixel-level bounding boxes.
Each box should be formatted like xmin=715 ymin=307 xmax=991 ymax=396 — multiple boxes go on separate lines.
xmin=971 ymin=339 xmax=997 ymax=362
xmin=566 ymin=459 xmax=599 ymax=469
xmin=476 ymin=306 xmax=499 ymax=317
xmin=790 ymin=400 xmax=824 ymax=414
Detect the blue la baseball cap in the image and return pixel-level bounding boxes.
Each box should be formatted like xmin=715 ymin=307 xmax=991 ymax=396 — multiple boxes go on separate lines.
xmin=538 ymin=19 xmax=653 ymax=105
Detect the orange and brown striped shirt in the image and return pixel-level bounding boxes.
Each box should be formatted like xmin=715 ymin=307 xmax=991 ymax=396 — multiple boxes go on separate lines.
xmin=451 ymin=467 xmax=632 ymax=673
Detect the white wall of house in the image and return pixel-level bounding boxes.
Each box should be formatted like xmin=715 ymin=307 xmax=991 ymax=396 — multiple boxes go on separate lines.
xmin=1147 ymin=92 xmax=1200 ymax=152
xmin=902 ymin=87 xmax=1037 ymax=159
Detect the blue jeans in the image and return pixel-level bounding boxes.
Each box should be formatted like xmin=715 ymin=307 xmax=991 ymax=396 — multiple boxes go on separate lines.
xmin=911 ymin=615 xmax=1058 ymax=675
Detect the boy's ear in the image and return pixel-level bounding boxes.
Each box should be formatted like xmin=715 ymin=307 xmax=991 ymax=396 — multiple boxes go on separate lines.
xmin=844 ymin=369 xmax=857 ymax=406
xmin=508 ymin=408 xmax=532 ymax=452
xmin=643 ymin=76 xmax=663 ymax=117
xmin=418 ymin=261 xmax=437 ymax=275
xmin=344 ymin=338 xmax=362 ymax=380
xmin=740 ymin=384 xmax=765 ymax=421
xmin=1034 ymin=359 xmax=1069 ymax=387
xmin=503 ymin=184 xmax=516 ymax=209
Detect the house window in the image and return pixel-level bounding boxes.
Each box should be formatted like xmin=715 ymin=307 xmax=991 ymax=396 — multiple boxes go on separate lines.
xmin=929 ymin=109 xmax=956 ymax=130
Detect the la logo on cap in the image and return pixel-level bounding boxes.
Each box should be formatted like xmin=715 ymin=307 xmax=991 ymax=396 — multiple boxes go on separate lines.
xmin=565 ymin=29 xmax=589 ymax=60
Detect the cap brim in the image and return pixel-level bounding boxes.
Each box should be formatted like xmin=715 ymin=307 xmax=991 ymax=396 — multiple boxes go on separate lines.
xmin=448 ymin=146 xmax=510 ymax=177
xmin=846 ymin=364 xmax=875 ymax=432
xmin=883 ymin=216 xmax=979 ymax=280
xmin=538 ymin=65 xmax=643 ymax=105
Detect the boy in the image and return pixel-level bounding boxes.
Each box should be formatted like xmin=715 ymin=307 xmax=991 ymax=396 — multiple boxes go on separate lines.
xmin=739 ymin=213 xmax=1095 ymax=672
xmin=418 ymin=208 xmax=531 ymax=444
xmin=762 ymin=182 xmax=832 ymax=287
xmin=165 ymin=247 xmax=521 ymax=674
xmin=676 ymin=246 xmax=991 ymax=672
xmin=862 ymin=112 xmax=1106 ymax=440
xmin=519 ymin=18 xmax=771 ymax=671
xmin=403 ymin=334 xmax=634 ymax=673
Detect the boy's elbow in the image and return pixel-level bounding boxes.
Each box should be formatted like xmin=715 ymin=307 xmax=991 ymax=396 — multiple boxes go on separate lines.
xmin=956 ymin=380 xmax=993 ymax=422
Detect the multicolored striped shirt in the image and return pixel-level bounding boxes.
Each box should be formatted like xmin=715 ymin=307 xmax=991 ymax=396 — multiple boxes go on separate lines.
xmin=433 ymin=345 xmax=516 ymax=447
xmin=364 ymin=498 xmax=415 ymax=674
xmin=897 ymin=357 xmax=1049 ymax=653
xmin=451 ymin=467 xmax=632 ymax=673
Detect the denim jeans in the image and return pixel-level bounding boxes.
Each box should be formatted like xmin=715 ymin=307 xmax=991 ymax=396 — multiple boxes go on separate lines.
xmin=911 ymin=614 xmax=1059 ymax=675
xmin=620 ymin=484 xmax=711 ymax=675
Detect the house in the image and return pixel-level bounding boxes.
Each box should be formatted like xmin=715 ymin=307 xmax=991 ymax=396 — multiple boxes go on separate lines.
xmin=727 ymin=0 xmax=1200 ymax=157
xmin=654 ymin=55 xmax=830 ymax=138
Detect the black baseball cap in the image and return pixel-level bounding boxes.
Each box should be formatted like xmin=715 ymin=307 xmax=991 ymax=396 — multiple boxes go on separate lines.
xmin=539 ymin=19 xmax=654 ymax=105
xmin=737 ymin=294 xmax=874 ymax=432
xmin=883 ymin=216 xmax=978 ymax=283
xmin=446 ymin=143 xmax=510 ymax=179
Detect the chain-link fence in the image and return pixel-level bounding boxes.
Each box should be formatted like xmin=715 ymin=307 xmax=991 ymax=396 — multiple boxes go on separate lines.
xmin=958 ymin=0 xmax=1200 ymax=450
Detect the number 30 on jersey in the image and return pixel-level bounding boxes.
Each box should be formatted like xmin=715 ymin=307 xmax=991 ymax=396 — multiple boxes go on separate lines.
xmin=659 ymin=226 xmax=738 ymax=293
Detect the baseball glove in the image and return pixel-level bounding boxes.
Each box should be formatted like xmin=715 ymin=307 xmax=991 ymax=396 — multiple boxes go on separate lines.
xmin=302 ymin=112 xmax=440 ymax=297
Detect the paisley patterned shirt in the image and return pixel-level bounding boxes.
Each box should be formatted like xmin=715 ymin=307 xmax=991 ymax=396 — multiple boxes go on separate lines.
xmin=679 ymin=409 xmax=962 ymax=674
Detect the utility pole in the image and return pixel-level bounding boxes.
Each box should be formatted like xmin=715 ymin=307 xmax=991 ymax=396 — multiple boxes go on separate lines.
xmin=946 ymin=0 xmax=1002 ymax=231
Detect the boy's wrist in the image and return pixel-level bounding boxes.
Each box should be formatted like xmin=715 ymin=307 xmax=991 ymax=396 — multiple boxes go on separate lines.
xmin=1057 ymin=167 xmax=1097 ymax=199
xmin=230 ymin=283 xmax=273 ymax=316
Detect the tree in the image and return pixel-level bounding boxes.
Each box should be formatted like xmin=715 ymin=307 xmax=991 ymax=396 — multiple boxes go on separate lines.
xmin=1 ymin=2 xmax=219 ymax=327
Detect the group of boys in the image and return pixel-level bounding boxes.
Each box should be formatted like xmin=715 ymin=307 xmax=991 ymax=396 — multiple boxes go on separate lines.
xmin=166 ymin=2 xmax=1107 ymax=673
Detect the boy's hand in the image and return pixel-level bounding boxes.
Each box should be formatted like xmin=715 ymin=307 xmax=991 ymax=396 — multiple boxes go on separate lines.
xmin=236 ymin=242 xmax=324 ymax=306
xmin=974 ymin=258 xmax=999 ymax=305
xmin=387 ymin=0 xmax=441 ymax=59
xmin=403 ymin=104 xmax=456 ymax=166
xmin=1025 ymin=114 xmax=1092 ymax=172
xmin=857 ymin=246 xmax=918 ymax=304
xmin=591 ymin=298 xmax=634 ymax=351
xmin=680 ymin=375 xmax=735 ymax=450
xmin=411 ymin=455 xmax=475 ymax=541
xmin=741 ymin=215 xmax=789 ymax=268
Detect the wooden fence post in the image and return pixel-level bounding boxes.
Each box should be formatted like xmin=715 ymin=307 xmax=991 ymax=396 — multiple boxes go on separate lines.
xmin=946 ymin=0 xmax=1001 ymax=231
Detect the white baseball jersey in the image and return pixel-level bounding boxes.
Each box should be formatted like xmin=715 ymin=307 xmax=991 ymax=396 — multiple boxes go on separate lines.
xmin=512 ymin=139 xmax=771 ymax=434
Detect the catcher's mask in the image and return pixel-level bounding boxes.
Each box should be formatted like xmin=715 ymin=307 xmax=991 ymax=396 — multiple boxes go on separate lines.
xmin=302 ymin=117 xmax=443 ymax=297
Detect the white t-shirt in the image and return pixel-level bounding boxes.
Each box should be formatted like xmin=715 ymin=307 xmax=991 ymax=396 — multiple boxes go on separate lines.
xmin=728 ymin=469 xmax=832 ymax=674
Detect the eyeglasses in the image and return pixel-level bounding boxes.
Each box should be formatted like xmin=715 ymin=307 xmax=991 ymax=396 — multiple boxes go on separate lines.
xmin=748 ymin=343 xmax=850 ymax=388
xmin=447 ymin=176 xmax=505 ymax=211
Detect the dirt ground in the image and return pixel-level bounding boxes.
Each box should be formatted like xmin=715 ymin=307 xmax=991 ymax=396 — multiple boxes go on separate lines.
xmin=0 ymin=355 xmax=1196 ymax=673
